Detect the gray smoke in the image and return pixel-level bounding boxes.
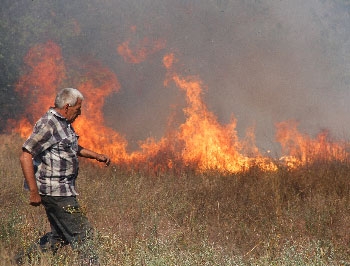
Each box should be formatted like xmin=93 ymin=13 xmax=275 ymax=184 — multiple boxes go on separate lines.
xmin=3 ymin=0 xmax=350 ymax=154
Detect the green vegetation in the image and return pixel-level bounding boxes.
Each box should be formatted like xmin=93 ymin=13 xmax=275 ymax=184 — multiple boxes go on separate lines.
xmin=0 ymin=134 xmax=349 ymax=265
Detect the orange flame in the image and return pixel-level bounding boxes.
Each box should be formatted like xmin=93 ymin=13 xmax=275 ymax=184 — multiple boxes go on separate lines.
xmin=161 ymin=55 xmax=276 ymax=172
xmin=10 ymin=41 xmax=350 ymax=174
xmin=117 ymin=26 xmax=166 ymax=64
xmin=12 ymin=41 xmax=130 ymax=164
xmin=123 ymin=53 xmax=277 ymax=173
xmin=73 ymin=60 xmax=130 ymax=164
xmin=276 ymin=121 xmax=349 ymax=168
xmin=12 ymin=41 xmax=66 ymax=137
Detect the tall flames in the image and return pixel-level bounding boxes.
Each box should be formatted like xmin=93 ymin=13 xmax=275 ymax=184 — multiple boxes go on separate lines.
xmin=10 ymin=40 xmax=350 ymax=174
xmin=276 ymin=121 xmax=350 ymax=168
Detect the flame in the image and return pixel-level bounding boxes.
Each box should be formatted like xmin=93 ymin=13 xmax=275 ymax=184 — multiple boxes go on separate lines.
xmin=12 ymin=41 xmax=130 ymax=164
xmin=163 ymin=53 xmax=175 ymax=69
xmin=72 ymin=60 xmax=130 ymax=164
xmin=162 ymin=56 xmax=277 ymax=172
xmin=276 ymin=121 xmax=349 ymax=168
xmin=117 ymin=26 xmax=166 ymax=64
xmin=123 ymin=53 xmax=277 ymax=173
xmin=16 ymin=119 xmax=34 ymax=140
xmin=12 ymin=41 xmax=66 ymax=138
xmin=10 ymin=41 xmax=350 ymax=174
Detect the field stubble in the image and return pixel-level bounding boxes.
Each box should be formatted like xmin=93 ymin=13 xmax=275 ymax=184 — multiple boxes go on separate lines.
xmin=0 ymin=134 xmax=349 ymax=265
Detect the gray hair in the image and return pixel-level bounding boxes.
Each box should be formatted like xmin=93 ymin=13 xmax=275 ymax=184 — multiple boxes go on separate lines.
xmin=54 ymin=88 xmax=84 ymax=108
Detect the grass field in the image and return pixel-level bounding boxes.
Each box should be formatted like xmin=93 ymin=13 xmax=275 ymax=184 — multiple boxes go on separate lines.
xmin=0 ymin=134 xmax=349 ymax=265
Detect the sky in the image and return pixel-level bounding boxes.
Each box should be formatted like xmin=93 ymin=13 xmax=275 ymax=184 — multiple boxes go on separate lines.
xmin=5 ymin=0 xmax=350 ymax=155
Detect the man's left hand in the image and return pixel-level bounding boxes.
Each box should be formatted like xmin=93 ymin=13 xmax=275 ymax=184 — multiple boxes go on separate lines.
xmin=96 ymin=154 xmax=111 ymax=166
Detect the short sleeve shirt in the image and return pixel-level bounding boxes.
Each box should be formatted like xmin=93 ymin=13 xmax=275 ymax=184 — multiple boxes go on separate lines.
xmin=22 ymin=108 xmax=80 ymax=196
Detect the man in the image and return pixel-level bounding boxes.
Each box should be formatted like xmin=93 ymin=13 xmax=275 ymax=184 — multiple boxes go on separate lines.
xmin=18 ymin=88 xmax=110 ymax=264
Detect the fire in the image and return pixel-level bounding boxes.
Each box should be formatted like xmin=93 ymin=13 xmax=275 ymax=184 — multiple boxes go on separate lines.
xmin=10 ymin=41 xmax=350 ymax=174
xmin=117 ymin=26 xmax=166 ymax=64
xmin=161 ymin=56 xmax=277 ymax=172
xmin=16 ymin=119 xmax=34 ymax=140
xmin=122 ymin=52 xmax=277 ymax=173
xmin=163 ymin=53 xmax=175 ymax=69
xmin=276 ymin=121 xmax=349 ymax=168
xmin=73 ymin=60 xmax=130 ymax=164
xmin=11 ymin=41 xmax=66 ymax=137
xmin=12 ymin=41 xmax=131 ymax=164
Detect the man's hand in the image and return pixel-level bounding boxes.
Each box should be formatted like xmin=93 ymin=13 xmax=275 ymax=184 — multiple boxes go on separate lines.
xmin=96 ymin=154 xmax=111 ymax=166
xmin=20 ymin=150 xmax=41 ymax=206
xmin=29 ymin=191 xmax=41 ymax=206
xmin=77 ymin=146 xmax=111 ymax=166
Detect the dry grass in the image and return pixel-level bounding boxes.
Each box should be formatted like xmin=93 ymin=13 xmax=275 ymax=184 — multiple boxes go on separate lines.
xmin=0 ymin=133 xmax=349 ymax=265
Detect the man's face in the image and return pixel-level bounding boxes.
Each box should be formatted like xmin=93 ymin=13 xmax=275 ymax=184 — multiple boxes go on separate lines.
xmin=65 ymin=98 xmax=82 ymax=123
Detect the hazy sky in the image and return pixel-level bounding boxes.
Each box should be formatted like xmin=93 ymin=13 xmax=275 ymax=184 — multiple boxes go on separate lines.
xmin=6 ymin=0 xmax=350 ymax=153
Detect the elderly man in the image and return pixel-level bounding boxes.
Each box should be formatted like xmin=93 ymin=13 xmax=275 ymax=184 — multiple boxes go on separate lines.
xmin=18 ymin=88 xmax=110 ymax=264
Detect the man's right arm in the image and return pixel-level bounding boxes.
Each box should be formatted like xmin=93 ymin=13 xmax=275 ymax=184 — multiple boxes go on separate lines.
xmin=20 ymin=149 xmax=41 ymax=206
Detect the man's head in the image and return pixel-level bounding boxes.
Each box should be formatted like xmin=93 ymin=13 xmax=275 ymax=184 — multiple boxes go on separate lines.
xmin=55 ymin=88 xmax=84 ymax=123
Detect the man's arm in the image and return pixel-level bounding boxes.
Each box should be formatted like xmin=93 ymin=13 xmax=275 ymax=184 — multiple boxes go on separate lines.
xmin=19 ymin=149 xmax=41 ymax=206
xmin=77 ymin=146 xmax=111 ymax=166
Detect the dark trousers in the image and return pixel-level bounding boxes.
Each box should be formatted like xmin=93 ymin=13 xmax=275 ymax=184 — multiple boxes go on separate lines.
xmin=15 ymin=196 xmax=99 ymax=265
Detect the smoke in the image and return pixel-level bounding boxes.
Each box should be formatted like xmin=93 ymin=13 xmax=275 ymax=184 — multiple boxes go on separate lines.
xmin=3 ymin=0 xmax=350 ymax=154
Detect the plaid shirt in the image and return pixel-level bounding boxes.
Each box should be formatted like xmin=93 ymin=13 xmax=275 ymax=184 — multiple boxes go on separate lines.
xmin=23 ymin=108 xmax=80 ymax=196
